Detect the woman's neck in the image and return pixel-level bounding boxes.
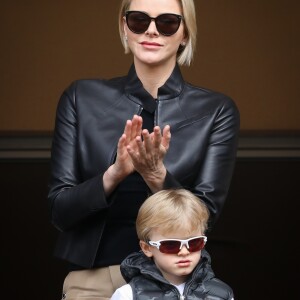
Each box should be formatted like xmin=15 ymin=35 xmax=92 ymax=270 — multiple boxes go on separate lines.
xmin=134 ymin=59 xmax=176 ymax=99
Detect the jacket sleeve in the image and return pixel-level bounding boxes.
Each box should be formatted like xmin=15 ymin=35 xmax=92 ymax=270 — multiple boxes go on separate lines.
xmin=163 ymin=98 xmax=240 ymax=228
xmin=48 ymin=82 xmax=110 ymax=232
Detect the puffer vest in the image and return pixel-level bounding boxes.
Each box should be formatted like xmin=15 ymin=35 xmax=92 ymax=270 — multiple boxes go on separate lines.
xmin=121 ymin=250 xmax=234 ymax=300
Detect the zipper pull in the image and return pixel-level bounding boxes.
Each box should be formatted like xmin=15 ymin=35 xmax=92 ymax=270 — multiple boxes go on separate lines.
xmin=180 ymin=296 xmax=185 ymax=300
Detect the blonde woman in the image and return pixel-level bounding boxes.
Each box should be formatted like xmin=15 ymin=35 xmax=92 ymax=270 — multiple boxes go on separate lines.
xmin=48 ymin=0 xmax=239 ymax=299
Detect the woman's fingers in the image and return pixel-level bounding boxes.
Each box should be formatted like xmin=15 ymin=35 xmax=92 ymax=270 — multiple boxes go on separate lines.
xmin=130 ymin=115 xmax=143 ymax=140
xmin=123 ymin=120 xmax=132 ymax=144
xmin=124 ymin=119 xmax=171 ymax=169
xmin=142 ymin=129 xmax=153 ymax=154
xmin=162 ymin=125 xmax=171 ymax=150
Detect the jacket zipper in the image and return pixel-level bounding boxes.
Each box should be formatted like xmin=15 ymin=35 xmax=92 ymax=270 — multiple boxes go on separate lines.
xmin=171 ymin=285 xmax=185 ymax=300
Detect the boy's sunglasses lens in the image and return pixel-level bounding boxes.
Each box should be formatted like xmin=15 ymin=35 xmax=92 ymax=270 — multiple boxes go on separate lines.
xmin=160 ymin=237 xmax=205 ymax=254
xmin=126 ymin=11 xmax=181 ymax=36
xmin=188 ymin=237 xmax=205 ymax=252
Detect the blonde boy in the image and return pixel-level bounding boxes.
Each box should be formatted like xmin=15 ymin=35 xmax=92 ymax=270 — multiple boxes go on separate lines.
xmin=111 ymin=189 xmax=234 ymax=300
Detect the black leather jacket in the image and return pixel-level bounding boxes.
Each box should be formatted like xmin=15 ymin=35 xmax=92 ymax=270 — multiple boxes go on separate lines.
xmin=48 ymin=64 xmax=239 ymax=267
xmin=120 ymin=250 xmax=234 ymax=300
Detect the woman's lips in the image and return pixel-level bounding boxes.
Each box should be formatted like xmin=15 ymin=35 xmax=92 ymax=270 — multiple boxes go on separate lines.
xmin=140 ymin=41 xmax=162 ymax=48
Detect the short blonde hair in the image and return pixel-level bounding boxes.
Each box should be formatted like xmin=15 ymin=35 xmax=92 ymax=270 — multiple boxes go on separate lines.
xmin=136 ymin=189 xmax=209 ymax=241
xmin=118 ymin=0 xmax=197 ymax=66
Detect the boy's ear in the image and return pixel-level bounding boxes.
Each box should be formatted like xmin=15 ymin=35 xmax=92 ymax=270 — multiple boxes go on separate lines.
xmin=140 ymin=240 xmax=153 ymax=258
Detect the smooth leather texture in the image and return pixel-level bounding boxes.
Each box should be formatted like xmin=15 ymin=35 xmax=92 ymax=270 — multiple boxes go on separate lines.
xmin=48 ymin=64 xmax=240 ymax=267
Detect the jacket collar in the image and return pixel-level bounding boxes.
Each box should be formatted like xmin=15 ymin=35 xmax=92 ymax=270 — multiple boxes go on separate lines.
xmin=124 ymin=63 xmax=185 ymax=104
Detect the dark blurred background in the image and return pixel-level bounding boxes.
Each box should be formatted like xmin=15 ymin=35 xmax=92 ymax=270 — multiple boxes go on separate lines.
xmin=1 ymin=142 xmax=299 ymax=299
xmin=1 ymin=1 xmax=299 ymax=299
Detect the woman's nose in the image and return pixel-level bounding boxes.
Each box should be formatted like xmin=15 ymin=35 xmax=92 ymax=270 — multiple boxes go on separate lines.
xmin=146 ymin=20 xmax=159 ymax=36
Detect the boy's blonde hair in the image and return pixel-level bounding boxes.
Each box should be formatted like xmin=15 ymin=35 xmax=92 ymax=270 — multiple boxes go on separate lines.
xmin=118 ymin=0 xmax=197 ymax=66
xmin=136 ymin=189 xmax=209 ymax=241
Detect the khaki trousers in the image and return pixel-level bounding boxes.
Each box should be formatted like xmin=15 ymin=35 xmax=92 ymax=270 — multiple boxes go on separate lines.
xmin=61 ymin=265 xmax=126 ymax=300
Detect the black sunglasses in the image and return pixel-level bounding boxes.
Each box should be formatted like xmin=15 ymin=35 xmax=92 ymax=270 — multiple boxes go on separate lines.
xmin=148 ymin=236 xmax=207 ymax=254
xmin=125 ymin=11 xmax=183 ymax=36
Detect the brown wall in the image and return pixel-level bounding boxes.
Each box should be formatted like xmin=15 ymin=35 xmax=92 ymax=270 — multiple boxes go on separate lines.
xmin=1 ymin=0 xmax=299 ymax=131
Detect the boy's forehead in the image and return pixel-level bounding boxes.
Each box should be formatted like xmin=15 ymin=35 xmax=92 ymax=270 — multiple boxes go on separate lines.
xmin=150 ymin=227 xmax=202 ymax=240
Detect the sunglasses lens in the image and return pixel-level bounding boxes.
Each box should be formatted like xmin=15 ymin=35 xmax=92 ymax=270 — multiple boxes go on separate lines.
xmin=156 ymin=14 xmax=181 ymax=36
xmin=158 ymin=237 xmax=206 ymax=254
xmin=126 ymin=12 xmax=181 ymax=36
xmin=188 ymin=237 xmax=205 ymax=252
xmin=159 ymin=240 xmax=181 ymax=254
xmin=126 ymin=12 xmax=150 ymax=34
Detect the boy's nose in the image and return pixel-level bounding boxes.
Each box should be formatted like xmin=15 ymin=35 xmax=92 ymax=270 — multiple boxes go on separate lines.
xmin=178 ymin=245 xmax=190 ymax=255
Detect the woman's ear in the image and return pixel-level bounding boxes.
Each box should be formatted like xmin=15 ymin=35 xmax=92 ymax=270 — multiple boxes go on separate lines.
xmin=123 ymin=16 xmax=128 ymax=36
xmin=140 ymin=240 xmax=153 ymax=258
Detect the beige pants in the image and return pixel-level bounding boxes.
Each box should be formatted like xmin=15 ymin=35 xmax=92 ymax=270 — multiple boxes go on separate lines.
xmin=62 ymin=265 xmax=126 ymax=300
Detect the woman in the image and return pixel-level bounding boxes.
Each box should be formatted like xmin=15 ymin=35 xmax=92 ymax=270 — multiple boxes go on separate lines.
xmin=48 ymin=0 xmax=240 ymax=299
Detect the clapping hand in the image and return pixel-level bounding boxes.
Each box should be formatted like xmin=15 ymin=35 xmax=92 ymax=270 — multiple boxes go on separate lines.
xmin=126 ymin=117 xmax=171 ymax=192
xmin=103 ymin=115 xmax=171 ymax=195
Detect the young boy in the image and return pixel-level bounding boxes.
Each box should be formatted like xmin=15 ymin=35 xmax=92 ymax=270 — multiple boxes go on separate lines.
xmin=110 ymin=189 xmax=234 ymax=300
